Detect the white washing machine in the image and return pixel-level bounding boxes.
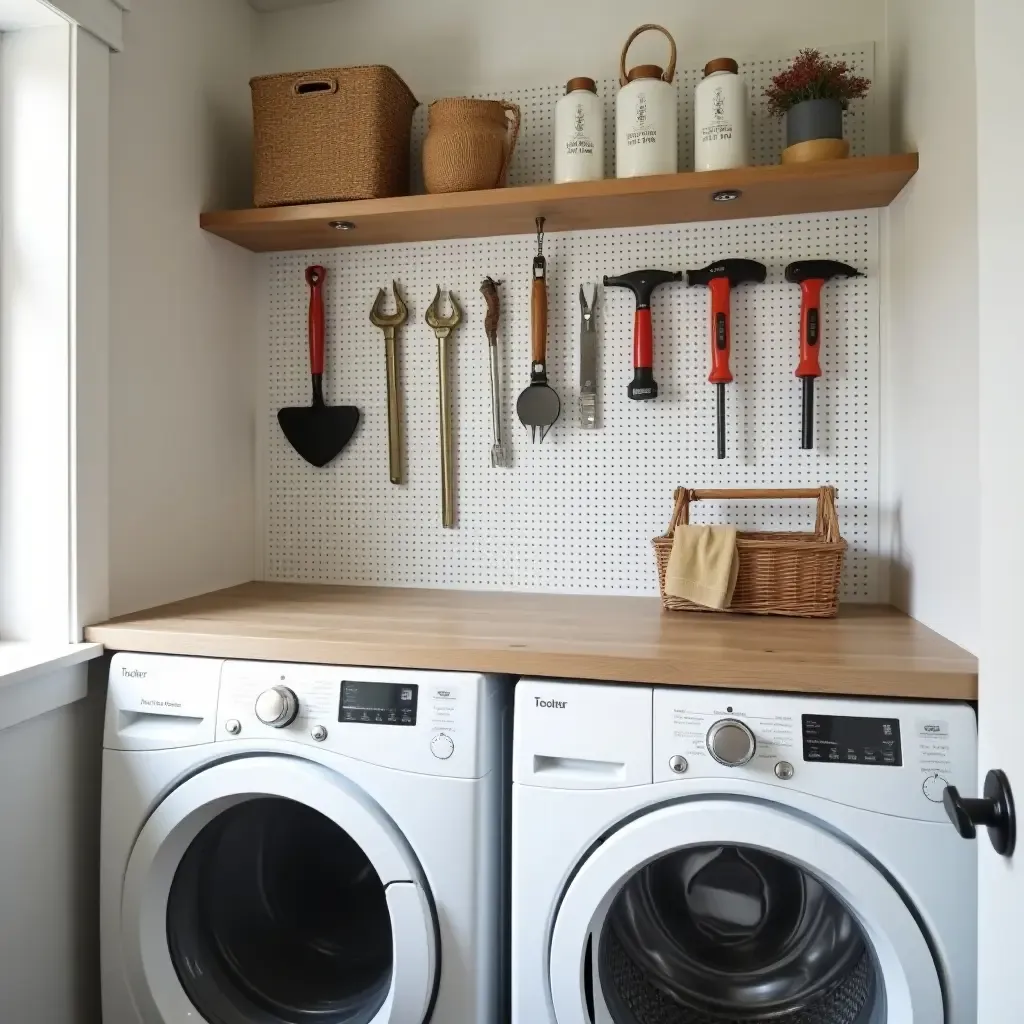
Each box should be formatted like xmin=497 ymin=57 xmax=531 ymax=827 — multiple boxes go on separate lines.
xmin=101 ymin=653 xmax=510 ymax=1024
xmin=512 ymin=680 xmax=977 ymax=1024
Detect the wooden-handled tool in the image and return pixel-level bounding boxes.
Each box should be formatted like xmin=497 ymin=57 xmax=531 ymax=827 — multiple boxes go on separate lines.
xmin=481 ymin=277 xmax=510 ymax=467
xmin=516 ymin=218 xmax=561 ymax=443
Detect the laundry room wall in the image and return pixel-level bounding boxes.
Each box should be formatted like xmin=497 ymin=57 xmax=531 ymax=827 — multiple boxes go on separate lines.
xmin=882 ymin=0 xmax=979 ymax=654
xmin=108 ymin=0 xmax=259 ymax=617
xmin=252 ymin=0 xmax=889 ymax=107
xmin=248 ymin=0 xmax=896 ymax=601
xmin=0 ymin=665 xmax=104 ymax=1024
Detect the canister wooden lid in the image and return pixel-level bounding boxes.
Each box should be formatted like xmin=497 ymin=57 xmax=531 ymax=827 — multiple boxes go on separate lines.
xmin=566 ymin=76 xmax=597 ymax=94
xmin=703 ymin=57 xmax=739 ymax=77
xmin=626 ymin=64 xmax=664 ymax=83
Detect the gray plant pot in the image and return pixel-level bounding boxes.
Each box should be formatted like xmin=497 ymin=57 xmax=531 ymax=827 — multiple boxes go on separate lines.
xmin=786 ymin=98 xmax=844 ymax=147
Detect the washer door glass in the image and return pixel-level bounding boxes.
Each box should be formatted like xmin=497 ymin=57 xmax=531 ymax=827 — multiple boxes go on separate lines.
xmin=166 ymin=796 xmax=391 ymax=1024
xmin=600 ymin=843 xmax=875 ymax=1023
xmin=120 ymin=756 xmax=438 ymax=1024
xmin=548 ymin=799 xmax=944 ymax=1024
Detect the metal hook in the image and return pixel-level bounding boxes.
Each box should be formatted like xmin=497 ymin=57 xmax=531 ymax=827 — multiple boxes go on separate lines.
xmin=536 ymin=216 xmax=545 ymax=254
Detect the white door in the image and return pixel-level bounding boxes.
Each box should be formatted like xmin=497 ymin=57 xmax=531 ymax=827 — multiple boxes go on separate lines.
xmin=118 ymin=756 xmax=438 ymax=1024
xmin=548 ymin=799 xmax=942 ymax=1023
xmin=976 ymin=3 xmax=1024 ymax=1021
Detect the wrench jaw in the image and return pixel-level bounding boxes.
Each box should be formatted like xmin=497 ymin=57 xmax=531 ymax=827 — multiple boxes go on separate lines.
xmin=425 ymin=286 xmax=462 ymax=332
xmin=369 ymin=281 xmax=408 ymax=328
xmin=425 ymin=287 xmax=462 ymax=528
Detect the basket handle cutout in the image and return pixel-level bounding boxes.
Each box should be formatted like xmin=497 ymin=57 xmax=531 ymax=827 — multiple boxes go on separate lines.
xmin=294 ymin=79 xmax=338 ymax=96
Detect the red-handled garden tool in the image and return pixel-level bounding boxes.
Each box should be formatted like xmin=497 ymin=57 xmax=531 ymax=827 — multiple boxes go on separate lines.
xmin=784 ymin=260 xmax=862 ymax=450
xmin=687 ymin=259 xmax=767 ymax=459
xmin=278 ymin=266 xmax=360 ymax=467
xmin=602 ymin=268 xmax=682 ymax=400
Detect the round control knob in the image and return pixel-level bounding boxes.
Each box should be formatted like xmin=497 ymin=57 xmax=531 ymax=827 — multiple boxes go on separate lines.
xmin=311 ymin=725 xmax=328 ymax=742
xmin=707 ymin=718 xmax=756 ymax=767
xmin=669 ymin=755 xmax=688 ymax=774
xmin=225 ymin=719 xmax=241 ymax=736
xmin=430 ymin=733 xmax=455 ymax=760
xmin=255 ymin=685 xmax=299 ymax=728
xmin=922 ymin=772 xmax=949 ymax=803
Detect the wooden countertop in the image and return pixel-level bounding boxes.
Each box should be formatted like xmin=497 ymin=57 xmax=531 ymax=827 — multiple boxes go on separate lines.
xmin=84 ymin=583 xmax=977 ymax=701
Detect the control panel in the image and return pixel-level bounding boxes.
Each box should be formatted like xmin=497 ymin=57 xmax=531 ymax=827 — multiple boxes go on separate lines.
xmin=215 ymin=661 xmax=494 ymax=779
xmin=340 ymin=680 xmax=417 ymax=726
xmin=652 ymin=689 xmax=977 ymax=823
xmin=802 ymin=714 xmax=902 ymax=766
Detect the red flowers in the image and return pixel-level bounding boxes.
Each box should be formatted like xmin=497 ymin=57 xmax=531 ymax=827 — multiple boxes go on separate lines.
xmin=765 ymin=49 xmax=871 ymax=117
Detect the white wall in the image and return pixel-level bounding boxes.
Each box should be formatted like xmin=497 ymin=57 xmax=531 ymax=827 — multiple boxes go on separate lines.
xmin=108 ymin=0 xmax=257 ymax=617
xmin=254 ymin=0 xmax=887 ymax=118
xmin=976 ymin=2 xmax=1024 ymax=1014
xmin=0 ymin=665 xmax=104 ymax=1024
xmin=883 ymin=0 xmax=979 ymax=652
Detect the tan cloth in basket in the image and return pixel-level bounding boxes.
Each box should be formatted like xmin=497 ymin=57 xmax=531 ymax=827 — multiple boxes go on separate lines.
xmin=665 ymin=525 xmax=739 ymax=610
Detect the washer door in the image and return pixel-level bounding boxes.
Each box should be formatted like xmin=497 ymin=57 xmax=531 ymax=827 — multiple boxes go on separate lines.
xmin=549 ymin=799 xmax=943 ymax=1024
xmin=120 ymin=756 xmax=438 ymax=1024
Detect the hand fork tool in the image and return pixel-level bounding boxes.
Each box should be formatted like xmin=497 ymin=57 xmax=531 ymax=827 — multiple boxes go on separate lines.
xmin=579 ymin=284 xmax=598 ymax=428
xmin=784 ymin=260 xmax=862 ymax=450
xmin=425 ymin=287 xmax=462 ymax=528
xmin=481 ymin=277 xmax=510 ymax=467
xmin=369 ymin=282 xmax=408 ymax=484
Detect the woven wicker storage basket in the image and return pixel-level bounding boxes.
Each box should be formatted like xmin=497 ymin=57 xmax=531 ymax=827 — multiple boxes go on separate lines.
xmin=251 ymin=65 xmax=418 ymax=208
xmin=652 ymin=487 xmax=846 ymax=618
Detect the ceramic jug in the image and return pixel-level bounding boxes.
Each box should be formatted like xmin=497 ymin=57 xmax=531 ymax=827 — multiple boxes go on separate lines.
xmin=423 ymin=98 xmax=521 ymax=194
xmin=615 ymin=24 xmax=678 ymax=178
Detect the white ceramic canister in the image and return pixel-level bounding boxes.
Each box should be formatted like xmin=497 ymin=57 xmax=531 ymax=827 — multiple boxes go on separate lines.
xmin=554 ymin=77 xmax=604 ymax=183
xmin=694 ymin=57 xmax=750 ymax=171
xmin=615 ymin=24 xmax=678 ymax=178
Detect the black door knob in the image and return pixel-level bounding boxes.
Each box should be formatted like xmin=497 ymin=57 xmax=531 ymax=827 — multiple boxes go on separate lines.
xmin=943 ymin=769 xmax=1016 ymax=857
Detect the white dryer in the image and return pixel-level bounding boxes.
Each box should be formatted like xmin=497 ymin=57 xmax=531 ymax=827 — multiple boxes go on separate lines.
xmin=512 ymin=680 xmax=977 ymax=1024
xmin=101 ymin=653 xmax=510 ymax=1024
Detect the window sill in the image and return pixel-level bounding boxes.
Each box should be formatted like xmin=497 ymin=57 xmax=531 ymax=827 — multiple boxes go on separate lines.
xmin=0 ymin=642 xmax=104 ymax=731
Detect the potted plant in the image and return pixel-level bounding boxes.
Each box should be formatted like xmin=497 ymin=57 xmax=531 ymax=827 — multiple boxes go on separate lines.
xmin=765 ymin=49 xmax=871 ymax=163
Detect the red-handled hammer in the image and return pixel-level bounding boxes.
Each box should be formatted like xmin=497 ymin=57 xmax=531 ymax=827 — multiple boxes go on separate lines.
xmin=603 ymin=269 xmax=683 ymax=400
xmin=784 ymin=260 xmax=862 ymax=449
xmin=687 ymin=259 xmax=767 ymax=458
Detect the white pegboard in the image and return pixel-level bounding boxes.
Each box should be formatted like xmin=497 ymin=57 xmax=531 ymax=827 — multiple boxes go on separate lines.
xmin=261 ymin=45 xmax=879 ymax=601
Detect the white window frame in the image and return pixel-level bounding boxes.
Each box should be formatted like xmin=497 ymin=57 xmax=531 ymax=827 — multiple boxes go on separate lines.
xmin=0 ymin=0 xmax=122 ymax=713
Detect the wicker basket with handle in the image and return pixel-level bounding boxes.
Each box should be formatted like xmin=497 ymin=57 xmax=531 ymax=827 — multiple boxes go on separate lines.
xmin=250 ymin=65 xmax=418 ymax=208
xmin=652 ymin=487 xmax=846 ymax=618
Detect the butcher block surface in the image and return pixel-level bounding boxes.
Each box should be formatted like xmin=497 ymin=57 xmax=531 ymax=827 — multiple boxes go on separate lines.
xmin=85 ymin=583 xmax=977 ymax=700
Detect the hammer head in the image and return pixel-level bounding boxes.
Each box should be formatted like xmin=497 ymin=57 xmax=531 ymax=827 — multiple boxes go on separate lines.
xmin=686 ymin=258 xmax=767 ymax=289
xmin=785 ymin=260 xmax=861 ymax=284
xmin=603 ymin=269 xmax=683 ymax=308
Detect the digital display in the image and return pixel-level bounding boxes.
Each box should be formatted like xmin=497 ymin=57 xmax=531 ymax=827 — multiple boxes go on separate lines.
xmin=340 ymin=681 xmax=418 ymax=726
xmin=802 ymin=714 xmax=902 ymax=766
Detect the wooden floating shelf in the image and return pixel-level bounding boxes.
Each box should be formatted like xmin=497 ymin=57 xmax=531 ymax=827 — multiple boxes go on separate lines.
xmin=200 ymin=154 xmax=918 ymax=253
